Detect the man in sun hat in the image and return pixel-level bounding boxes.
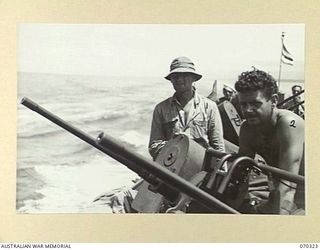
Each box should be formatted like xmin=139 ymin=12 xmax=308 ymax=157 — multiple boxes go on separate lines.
xmin=148 ymin=56 xmax=225 ymax=160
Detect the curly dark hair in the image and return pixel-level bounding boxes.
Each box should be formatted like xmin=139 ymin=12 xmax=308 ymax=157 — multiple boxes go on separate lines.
xmin=234 ymin=68 xmax=278 ymax=99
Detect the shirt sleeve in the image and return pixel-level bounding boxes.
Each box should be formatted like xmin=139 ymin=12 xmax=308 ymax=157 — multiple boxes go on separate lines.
xmin=148 ymin=104 xmax=168 ymax=160
xmin=207 ymin=101 xmax=225 ymax=152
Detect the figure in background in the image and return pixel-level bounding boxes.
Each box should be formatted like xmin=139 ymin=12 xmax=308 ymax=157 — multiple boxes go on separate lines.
xmin=218 ymin=85 xmax=236 ymax=104
xmin=285 ymin=85 xmax=304 ymax=118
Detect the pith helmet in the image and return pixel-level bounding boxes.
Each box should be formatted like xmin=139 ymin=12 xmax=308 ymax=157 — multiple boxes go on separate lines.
xmin=165 ymin=57 xmax=202 ymax=81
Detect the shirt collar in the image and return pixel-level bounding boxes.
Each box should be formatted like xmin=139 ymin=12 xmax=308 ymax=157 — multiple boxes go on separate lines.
xmin=171 ymin=91 xmax=200 ymax=108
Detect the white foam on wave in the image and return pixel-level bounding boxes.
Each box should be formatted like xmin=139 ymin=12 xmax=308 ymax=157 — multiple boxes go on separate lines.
xmin=18 ymin=154 xmax=138 ymax=213
xmin=119 ymin=130 xmax=149 ymax=149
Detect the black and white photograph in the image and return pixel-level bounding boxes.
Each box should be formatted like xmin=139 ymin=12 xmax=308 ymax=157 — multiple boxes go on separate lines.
xmin=17 ymin=23 xmax=305 ymax=215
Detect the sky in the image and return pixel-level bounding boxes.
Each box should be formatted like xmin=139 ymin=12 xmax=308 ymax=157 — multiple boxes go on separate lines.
xmin=18 ymin=24 xmax=305 ymax=81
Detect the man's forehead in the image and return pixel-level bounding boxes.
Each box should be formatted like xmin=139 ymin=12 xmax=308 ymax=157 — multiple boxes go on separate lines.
xmin=238 ymin=90 xmax=267 ymax=101
xmin=170 ymin=72 xmax=195 ymax=79
xmin=171 ymin=72 xmax=193 ymax=77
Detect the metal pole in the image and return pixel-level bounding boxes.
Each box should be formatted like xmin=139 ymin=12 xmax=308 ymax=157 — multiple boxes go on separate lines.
xmin=278 ymin=32 xmax=285 ymax=91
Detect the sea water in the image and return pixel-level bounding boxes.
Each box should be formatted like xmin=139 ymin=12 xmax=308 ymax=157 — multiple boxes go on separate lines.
xmin=17 ymin=72 xmax=304 ymax=213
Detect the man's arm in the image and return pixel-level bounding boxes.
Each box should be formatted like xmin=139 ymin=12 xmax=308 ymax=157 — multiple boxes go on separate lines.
xmin=238 ymin=122 xmax=256 ymax=158
xmin=148 ymin=105 xmax=167 ymax=160
xmin=275 ymin=114 xmax=304 ymax=214
xmin=208 ymin=101 xmax=225 ymax=152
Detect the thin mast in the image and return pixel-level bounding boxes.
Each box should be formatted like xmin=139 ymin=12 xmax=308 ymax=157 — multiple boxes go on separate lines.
xmin=278 ymin=32 xmax=285 ymax=91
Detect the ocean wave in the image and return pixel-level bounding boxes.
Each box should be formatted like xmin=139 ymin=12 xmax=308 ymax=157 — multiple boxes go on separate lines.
xmin=119 ymin=130 xmax=149 ymax=149
xmin=67 ymin=80 xmax=110 ymax=94
xmin=16 ymin=192 xmax=45 ymax=212
xmin=17 ymin=167 xmax=46 ymax=185
xmin=53 ymin=144 xmax=96 ymax=161
xmin=18 ymin=111 xmax=129 ymax=139
xmin=82 ymin=111 xmax=129 ymax=125
xmin=19 ymin=127 xmax=64 ymax=139
xmin=16 ymin=167 xmax=47 ymax=210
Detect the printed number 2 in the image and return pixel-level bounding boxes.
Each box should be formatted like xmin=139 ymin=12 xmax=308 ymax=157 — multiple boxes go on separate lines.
xmin=290 ymin=120 xmax=296 ymax=128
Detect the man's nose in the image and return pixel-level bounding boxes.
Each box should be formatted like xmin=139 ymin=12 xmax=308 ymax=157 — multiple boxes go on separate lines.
xmin=173 ymin=77 xmax=184 ymax=85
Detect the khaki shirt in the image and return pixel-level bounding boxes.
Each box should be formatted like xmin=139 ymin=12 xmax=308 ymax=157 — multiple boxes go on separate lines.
xmin=149 ymin=92 xmax=225 ymax=159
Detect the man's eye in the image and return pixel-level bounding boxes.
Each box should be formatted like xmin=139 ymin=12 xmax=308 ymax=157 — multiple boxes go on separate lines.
xmin=252 ymin=103 xmax=261 ymax=108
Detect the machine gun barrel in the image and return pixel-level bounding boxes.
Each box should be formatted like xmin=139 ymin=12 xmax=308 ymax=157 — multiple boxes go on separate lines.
xmin=21 ymin=97 xmax=240 ymax=214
